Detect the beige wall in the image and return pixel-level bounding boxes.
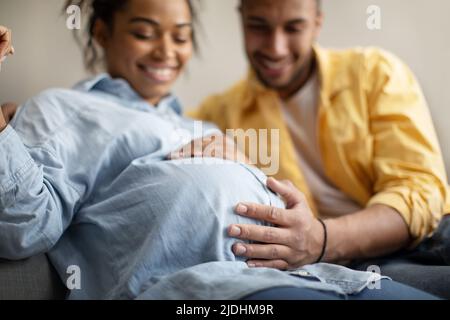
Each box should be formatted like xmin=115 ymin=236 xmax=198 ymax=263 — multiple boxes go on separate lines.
xmin=0 ymin=0 xmax=449 ymax=176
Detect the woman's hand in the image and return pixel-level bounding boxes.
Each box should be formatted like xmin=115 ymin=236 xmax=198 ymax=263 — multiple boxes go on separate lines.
xmin=0 ymin=26 xmax=14 ymax=67
xmin=1 ymin=102 xmax=18 ymax=122
xmin=228 ymin=178 xmax=325 ymax=270
xmin=168 ymin=133 xmax=250 ymax=164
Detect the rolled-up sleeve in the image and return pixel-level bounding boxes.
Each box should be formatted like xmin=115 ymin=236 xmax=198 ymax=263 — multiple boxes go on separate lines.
xmin=365 ymin=49 xmax=448 ymax=245
xmin=0 ymin=125 xmax=80 ymax=260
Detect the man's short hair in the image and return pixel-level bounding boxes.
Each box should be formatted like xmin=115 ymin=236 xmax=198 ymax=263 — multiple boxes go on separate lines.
xmin=240 ymin=0 xmax=321 ymax=11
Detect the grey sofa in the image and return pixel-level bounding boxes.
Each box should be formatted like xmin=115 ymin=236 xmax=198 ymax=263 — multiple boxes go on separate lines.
xmin=0 ymin=254 xmax=67 ymax=300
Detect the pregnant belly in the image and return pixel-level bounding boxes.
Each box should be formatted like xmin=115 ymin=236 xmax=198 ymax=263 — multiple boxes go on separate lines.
xmin=76 ymin=158 xmax=285 ymax=295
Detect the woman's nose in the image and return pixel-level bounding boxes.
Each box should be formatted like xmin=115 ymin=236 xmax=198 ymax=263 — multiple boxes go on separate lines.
xmin=153 ymin=34 xmax=176 ymax=60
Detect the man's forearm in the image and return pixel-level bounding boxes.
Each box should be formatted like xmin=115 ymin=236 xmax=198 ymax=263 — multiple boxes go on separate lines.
xmin=323 ymin=204 xmax=411 ymax=263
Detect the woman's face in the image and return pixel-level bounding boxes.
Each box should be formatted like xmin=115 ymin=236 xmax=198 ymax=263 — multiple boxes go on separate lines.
xmin=95 ymin=0 xmax=194 ymax=105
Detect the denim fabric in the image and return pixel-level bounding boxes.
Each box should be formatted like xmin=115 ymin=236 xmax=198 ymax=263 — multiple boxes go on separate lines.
xmin=1 ymin=74 xmax=388 ymax=299
xmin=242 ymin=279 xmax=439 ymax=300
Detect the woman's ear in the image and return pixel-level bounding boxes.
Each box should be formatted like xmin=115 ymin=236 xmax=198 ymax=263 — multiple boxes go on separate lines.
xmin=92 ymin=19 xmax=109 ymax=49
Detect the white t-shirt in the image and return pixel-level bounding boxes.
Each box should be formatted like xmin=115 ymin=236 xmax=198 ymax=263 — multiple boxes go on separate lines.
xmin=281 ymin=72 xmax=363 ymax=218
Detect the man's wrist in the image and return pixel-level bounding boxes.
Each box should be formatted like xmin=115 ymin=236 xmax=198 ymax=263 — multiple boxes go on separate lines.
xmin=320 ymin=218 xmax=349 ymax=263
xmin=315 ymin=218 xmax=327 ymax=263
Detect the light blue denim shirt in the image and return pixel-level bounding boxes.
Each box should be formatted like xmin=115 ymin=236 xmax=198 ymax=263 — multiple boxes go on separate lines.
xmin=0 ymin=74 xmax=383 ymax=299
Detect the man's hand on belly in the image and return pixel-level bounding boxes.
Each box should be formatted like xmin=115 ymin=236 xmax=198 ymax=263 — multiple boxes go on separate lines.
xmin=227 ymin=177 xmax=325 ymax=270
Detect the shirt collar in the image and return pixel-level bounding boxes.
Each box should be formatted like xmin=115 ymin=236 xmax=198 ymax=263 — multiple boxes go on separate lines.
xmin=73 ymin=73 xmax=182 ymax=115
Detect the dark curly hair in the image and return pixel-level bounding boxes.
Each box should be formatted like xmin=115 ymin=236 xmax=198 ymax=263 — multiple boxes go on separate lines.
xmin=65 ymin=0 xmax=200 ymax=72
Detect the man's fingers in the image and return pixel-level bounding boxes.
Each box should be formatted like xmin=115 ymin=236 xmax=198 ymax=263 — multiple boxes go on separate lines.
xmin=228 ymin=224 xmax=287 ymax=244
xmin=234 ymin=202 xmax=292 ymax=226
xmin=266 ymin=177 xmax=305 ymax=209
xmin=246 ymin=259 xmax=290 ymax=270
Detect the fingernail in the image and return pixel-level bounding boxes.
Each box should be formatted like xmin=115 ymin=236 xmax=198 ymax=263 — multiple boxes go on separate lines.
xmin=229 ymin=225 xmax=241 ymax=236
xmin=247 ymin=263 xmax=256 ymax=268
xmin=234 ymin=244 xmax=246 ymax=255
xmin=236 ymin=204 xmax=248 ymax=214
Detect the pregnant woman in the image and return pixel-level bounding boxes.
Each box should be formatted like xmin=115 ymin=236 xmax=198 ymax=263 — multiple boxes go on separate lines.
xmin=0 ymin=0 xmax=436 ymax=299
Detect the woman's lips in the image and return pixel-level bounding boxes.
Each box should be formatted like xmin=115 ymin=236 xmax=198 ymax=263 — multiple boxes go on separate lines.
xmin=138 ymin=64 xmax=177 ymax=83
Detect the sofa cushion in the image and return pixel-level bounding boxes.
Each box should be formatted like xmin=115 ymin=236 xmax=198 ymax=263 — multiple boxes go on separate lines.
xmin=0 ymin=254 xmax=67 ymax=300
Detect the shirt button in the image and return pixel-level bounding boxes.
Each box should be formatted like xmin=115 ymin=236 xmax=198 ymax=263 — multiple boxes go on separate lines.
xmin=297 ymin=270 xmax=310 ymax=277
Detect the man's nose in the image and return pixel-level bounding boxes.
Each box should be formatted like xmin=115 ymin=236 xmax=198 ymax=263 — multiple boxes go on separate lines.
xmin=265 ymin=30 xmax=290 ymax=58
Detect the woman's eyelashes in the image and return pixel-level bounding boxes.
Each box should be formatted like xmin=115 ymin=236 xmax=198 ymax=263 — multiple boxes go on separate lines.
xmin=174 ymin=34 xmax=190 ymax=44
xmin=131 ymin=31 xmax=155 ymax=40
xmin=130 ymin=30 xmax=191 ymax=44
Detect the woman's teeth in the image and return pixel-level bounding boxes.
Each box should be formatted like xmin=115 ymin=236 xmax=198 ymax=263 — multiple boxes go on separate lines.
xmin=141 ymin=65 xmax=176 ymax=81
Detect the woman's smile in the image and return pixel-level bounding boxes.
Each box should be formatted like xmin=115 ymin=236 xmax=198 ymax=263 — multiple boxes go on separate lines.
xmin=137 ymin=63 xmax=179 ymax=83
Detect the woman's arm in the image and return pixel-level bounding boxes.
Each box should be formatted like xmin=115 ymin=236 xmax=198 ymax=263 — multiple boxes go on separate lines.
xmin=0 ymin=108 xmax=6 ymax=131
xmin=0 ymin=26 xmax=14 ymax=71
xmin=0 ymin=95 xmax=84 ymax=260
xmin=1 ymin=103 xmax=18 ymax=127
xmin=0 ymin=25 xmax=16 ymax=130
xmin=0 ymin=128 xmax=82 ymax=261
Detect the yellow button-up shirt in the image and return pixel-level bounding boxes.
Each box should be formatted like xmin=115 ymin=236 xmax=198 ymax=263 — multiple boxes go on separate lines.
xmin=188 ymin=46 xmax=450 ymax=244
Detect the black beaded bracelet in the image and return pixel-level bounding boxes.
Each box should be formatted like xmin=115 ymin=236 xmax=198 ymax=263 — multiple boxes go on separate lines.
xmin=316 ymin=218 xmax=327 ymax=263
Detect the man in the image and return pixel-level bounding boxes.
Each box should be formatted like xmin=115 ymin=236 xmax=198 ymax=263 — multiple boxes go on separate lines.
xmin=188 ymin=0 xmax=450 ymax=298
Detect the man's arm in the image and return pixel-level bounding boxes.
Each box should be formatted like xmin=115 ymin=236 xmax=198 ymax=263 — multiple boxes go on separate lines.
xmin=323 ymin=203 xmax=410 ymax=263
xmin=227 ymin=178 xmax=410 ymax=269
xmin=228 ymin=50 xmax=448 ymax=269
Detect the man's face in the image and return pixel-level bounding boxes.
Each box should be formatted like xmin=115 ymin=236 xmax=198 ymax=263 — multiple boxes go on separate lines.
xmin=240 ymin=0 xmax=322 ymax=96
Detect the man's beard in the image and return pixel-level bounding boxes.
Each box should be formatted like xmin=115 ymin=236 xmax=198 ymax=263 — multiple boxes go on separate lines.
xmin=254 ymin=54 xmax=316 ymax=97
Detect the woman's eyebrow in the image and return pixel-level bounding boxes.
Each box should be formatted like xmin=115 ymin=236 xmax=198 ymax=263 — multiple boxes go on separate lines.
xmin=286 ymin=18 xmax=308 ymax=26
xmin=176 ymin=23 xmax=193 ymax=29
xmin=129 ymin=17 xmax=159 ymax=26
xmin=129 ymin=17 xmax=192 ymax=29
